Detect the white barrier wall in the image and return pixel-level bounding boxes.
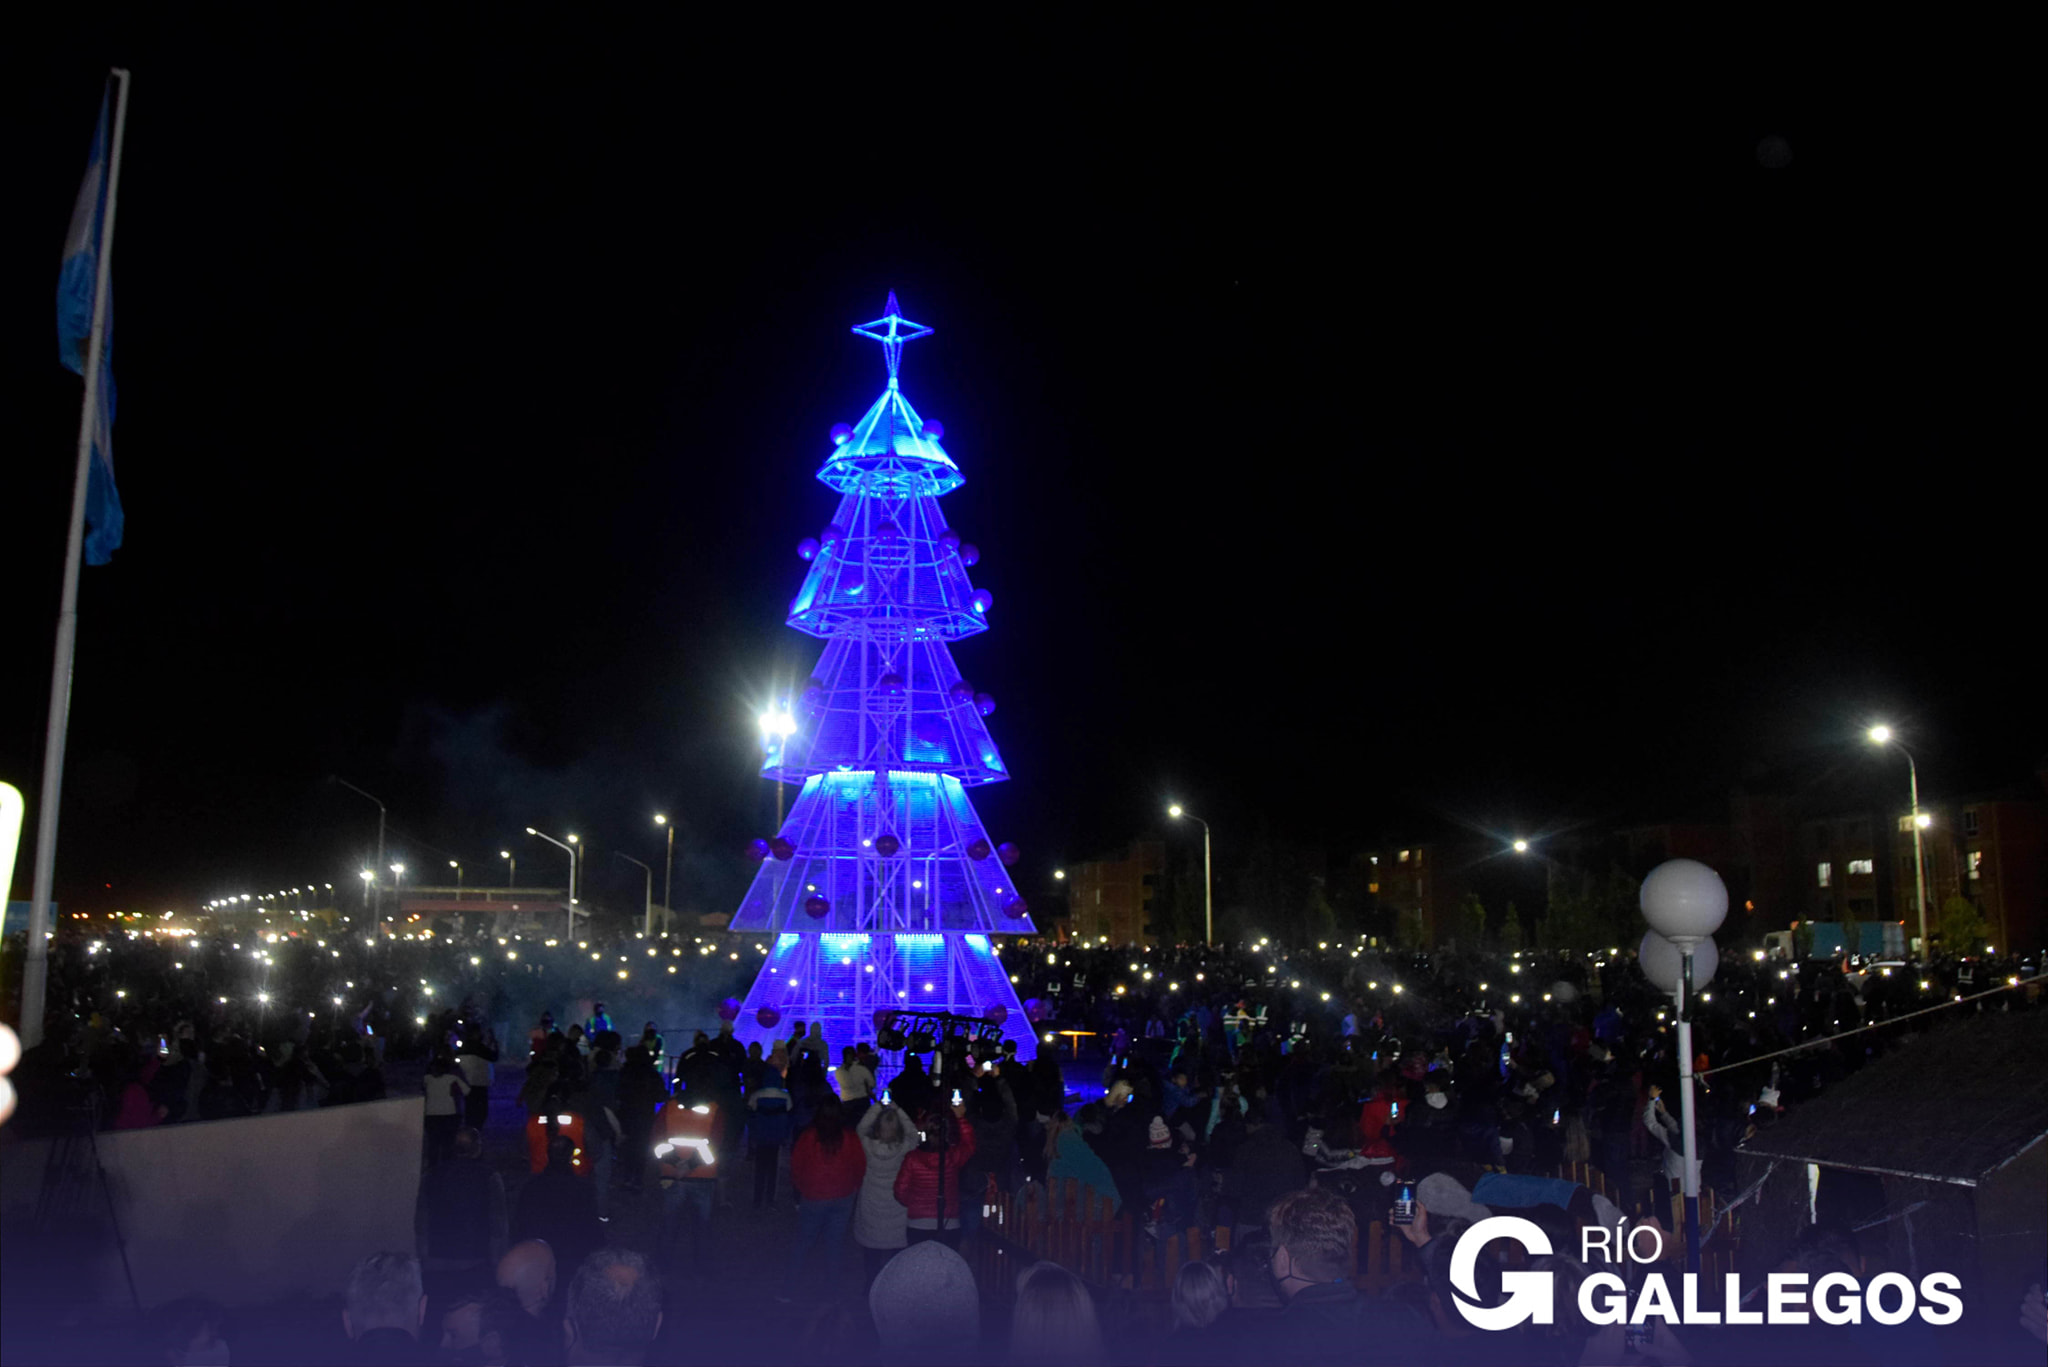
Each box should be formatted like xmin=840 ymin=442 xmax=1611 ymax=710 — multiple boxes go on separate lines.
xmin=1 ymin=1096 xmax=422 ymax=1308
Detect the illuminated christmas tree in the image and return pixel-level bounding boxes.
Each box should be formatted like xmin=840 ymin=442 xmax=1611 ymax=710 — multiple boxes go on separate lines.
xmin=728 ymin=294 xmax=1036 ymax=1069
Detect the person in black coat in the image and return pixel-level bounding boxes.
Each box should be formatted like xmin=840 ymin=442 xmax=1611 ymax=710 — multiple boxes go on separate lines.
xmin=513 ymin=1136 xmax=602 ymax=1281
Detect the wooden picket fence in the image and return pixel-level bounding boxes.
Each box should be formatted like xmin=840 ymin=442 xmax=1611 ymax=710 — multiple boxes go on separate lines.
xmin=969 ymin=1164 xmax=1740 ymax=1301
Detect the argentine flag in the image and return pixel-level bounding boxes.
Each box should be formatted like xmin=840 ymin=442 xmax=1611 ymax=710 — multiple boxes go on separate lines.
xmin=57 ymin=87 xmax=123 ymax=566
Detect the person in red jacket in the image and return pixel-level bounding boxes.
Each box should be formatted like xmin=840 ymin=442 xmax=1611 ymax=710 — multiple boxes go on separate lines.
xmin=1356 ymin=1071 xmax=1403 ymax=1170
xmin=786 ymin=1094 xmax=866 ymax=1291
xmin=893 ymin=1097 xmax=976 ymax=1249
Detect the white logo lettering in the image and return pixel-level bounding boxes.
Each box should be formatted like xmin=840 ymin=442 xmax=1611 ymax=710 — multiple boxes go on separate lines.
xmin=1450 ymin=1216 xmax=1554 ymax=1331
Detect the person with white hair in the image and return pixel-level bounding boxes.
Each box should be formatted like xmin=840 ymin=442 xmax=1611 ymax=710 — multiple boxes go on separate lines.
xmin=340 ymin=1251 xmax=426 ymax=1364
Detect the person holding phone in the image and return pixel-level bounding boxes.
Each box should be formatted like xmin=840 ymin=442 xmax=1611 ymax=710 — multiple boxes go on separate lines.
xmin=893 ymin=1096 xmax=976 ymax=1248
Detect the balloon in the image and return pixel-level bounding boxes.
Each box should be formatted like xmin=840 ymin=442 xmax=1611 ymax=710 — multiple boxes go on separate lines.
xmin=949 ymin=680 xmax=976 ymax=703
xmin=970 ymin=589 xmax=992 ymax=615
xmin=820 ymin=523 xmax=846 ymax=546
xmin=875 ymin=834 xmax=901 ymax=857
xmin=717 ymin=997 xmax=742 ymax=1022
xmin=997 ymin=841 xmax=1020 ymax=866
xmin=745 ymin=839 xmax=771 ymax=863
xmin=804 ymin=895 xmax=830 ymax=919
xmin=829 ymin=423 xmax=854 ymax=446
xmin=877 ymin=672 xmax=906 ymax=695
xmin=1638 ymin=929 xmax=1719 ymax=994
xmin=756 ymin=1006 xmax=781 ymax=1029
xmin=959 ymin=543 xmax=980 ymax=567
xmin=923 ymin=419 xmax=945 ymax=440
xmin=769 ymin=837 xmax=795 ymax=861
xmin=983 ymin=1004 xmax=1008 ymax=1026
xmin=975 ymin=692 xmax=996 ymax=717
xmin=1002 ymin=895 xmax=1029 ymax=919
xmin=796 ymin=537 xmax=820 ymax=561
xmin=967 ymin=839 xmax=992 ymax=861
xmin=939 ymin=530 xmax=962 ymax=554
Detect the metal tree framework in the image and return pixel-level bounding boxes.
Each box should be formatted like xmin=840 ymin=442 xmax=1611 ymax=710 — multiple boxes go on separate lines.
xmin=731 ymin=294 xmax=1037 ymax=1069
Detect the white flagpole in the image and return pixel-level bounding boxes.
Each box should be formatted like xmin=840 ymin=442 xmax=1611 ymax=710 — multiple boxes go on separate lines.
xmin=22 ymin=68 xmax=132 ymax=1049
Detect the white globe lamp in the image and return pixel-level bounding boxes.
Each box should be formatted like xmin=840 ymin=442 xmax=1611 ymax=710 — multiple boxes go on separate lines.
xmin=1638 ymin=928 xmax=1719 ymax=994
xmin=1640 ymin=858 xmax=1728 ymax=948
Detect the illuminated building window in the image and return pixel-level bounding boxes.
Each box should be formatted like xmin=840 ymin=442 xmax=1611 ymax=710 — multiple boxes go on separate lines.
xmin=1817 ymin=862 xmax=1831 ymax=888
xmin=1848 ymin=859 xmax=1873 ymax=876
xmin=1398 ymin=850 xmax=1410 ymax=863
xmin=1368 ymin=882 xmax=1379 ymax=894
xmin=1968 ymin=850 xmax=1982 ymax=881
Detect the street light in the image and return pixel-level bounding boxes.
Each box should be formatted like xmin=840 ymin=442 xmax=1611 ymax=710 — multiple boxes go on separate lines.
xmin=448 ymin=859 xmax=462 ymax=900
xmin=336 ymin=778 xmax=387 ymax=921
xmin=759 ymin=707 xmax=797 ymax=829
xmin=615 ymin=851 xmax=654 ymax=939
xmin=1053 ymin=869 xmax=1065 ymax=880
xmin=527 ymin=828 xmax=579 ymax=941
xmin=390 ymin=863 xmax=406 ymax=927
xmin=1868 ymin=725 xmax=1930 ymax=957
xmin=501 ymin=850 xmax=515 ymax=888
xmin=1167 ymin=804 xmax=1213 ymax=947
xmin=654 ymin=814 xmax=674 ymax=924
xmin=1641 ymin=857 xmax=1728 ymax=1276
xmin=1512 ymin=839 xmax=1530 ymax=854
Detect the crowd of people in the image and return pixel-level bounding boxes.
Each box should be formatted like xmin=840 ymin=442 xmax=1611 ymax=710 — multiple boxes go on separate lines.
xmin=3 ymin=921 xmax=2042 ymax=1363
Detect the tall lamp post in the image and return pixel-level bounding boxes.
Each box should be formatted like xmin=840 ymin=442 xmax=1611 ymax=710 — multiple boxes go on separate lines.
xmin=527 ymin=827 xmax=579 ymax=941
xmin=389 ymin=863 xmax=406 ymax=932
xmin=448 ymin=859 xmax=463 ymax=901
xmin=1167 ymin=804 xmax=1213 ymax=947
xmin=1640 ymin=858 xmax=1728 ymax=1276
xmin=1868 ymin=726 xmax=1931 ymax=958
xmin=359 ymin=869 xmax=375 ymax=921
xmin=500 ymin=850 xmax=515 ymax=889
xmin=615 ymin=851 xmax=654 ymax=939
xmin=336 ymin=778 xmax=387 ymax=921
xmin=653 ymin=814 xmax=674 ymax=922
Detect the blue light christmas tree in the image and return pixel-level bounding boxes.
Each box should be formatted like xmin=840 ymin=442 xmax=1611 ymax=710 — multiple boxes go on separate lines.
xmin=729 ymin=294 xmax=1036 ymax=1068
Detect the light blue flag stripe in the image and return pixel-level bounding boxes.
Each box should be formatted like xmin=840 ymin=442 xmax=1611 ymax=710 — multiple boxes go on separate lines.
xmin=58 ymin=86 xmax=123 ymax=565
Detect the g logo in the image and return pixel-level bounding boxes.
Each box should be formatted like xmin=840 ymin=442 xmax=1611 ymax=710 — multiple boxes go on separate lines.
xmin=1450 ymin=1215 xmax=1555 ymax=1331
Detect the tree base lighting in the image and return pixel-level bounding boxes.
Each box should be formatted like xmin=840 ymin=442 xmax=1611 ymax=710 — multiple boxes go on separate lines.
xmin=730 ymin=296 xmax=1035 ymax=1073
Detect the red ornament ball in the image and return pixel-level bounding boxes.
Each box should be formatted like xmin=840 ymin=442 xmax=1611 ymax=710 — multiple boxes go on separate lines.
xmin=796 ymin=537 xmax=820 ymax=561
xmin=745 ymin=839 xmax=771 ymax=863
xmin=939 ymin=530 xmax=962 ymax=553
xmin=877 ymin=672 xmax=906 ymax=695
xmin=829 ymin=423 xmax=854 ymax=446
xmin=949 ymin=680 xmax=976 ymax=703
xmin=923 ymin=419 xmax=945 ymax=441
xmin=983 ymin=1004 xmax=1008 ymax=1026
xmin=975 ymin=692 xmax=996 ymax=717
xmin=1002 ymin=895 xmax=1029 ymax=918
xmin=970 ymin=589 xmax=992 ymax=615
xmin=756 ymin=1006 xmax=781 ymax=1029
xmin=875 ymin=834 xmax=901 ymax=858
xmin=769 ymin=837 xmax=795 ymax=861
xmin=959 ymin=543 xmax=980 ymax=567
xmin=717 ymin=997 xmax=742 ymax=1022
xmin=821 ymin=523 xmax=846 ymax=546
xmin=967 ymin=838 xmax=992 ymax=862
xmin=997 ymin=841 xmax=1021 ymax=866
xmin=804 ymin=895 xmax=830 ymax=919
xmin=874 ymin=520 xmax=901 ymax=540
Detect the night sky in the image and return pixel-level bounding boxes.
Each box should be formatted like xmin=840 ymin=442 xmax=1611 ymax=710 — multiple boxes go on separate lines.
xmin=6 ymin=12 xmax=2036 ymax=921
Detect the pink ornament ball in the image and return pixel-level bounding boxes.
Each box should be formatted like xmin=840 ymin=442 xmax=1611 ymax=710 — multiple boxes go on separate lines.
xmin=949 ymin=680 xmax=976 ymax=703
xmin=975 ymin=692 xmax=996 ymax=717
xmin=970 ymin=589 xmax=992 ymax=615
xmin=967 ymin=838 xmax=992 ymax=862
xmin=717 ymin=997 xmax=742 ymax=1022
xmin=829 ymin=423 xmax=854 ymax=446
xmin=769 ymin=837 xmax=796 ymax=861
xmin=756 ymin=1006 xmax=781 ymax=1029
xmin=923 ymin=420 xmax=945 ymax=441
xmin=821 ymin=523 xmax=846 ymax=547
xmin=797 ymin=537 xmax=820 ymax=561
xmin=959 ymin=543 xmax=980 ymax=567
xmin=983 ymin=1004 xmax=1007 ymax=1026
xmin=997 ymin=841 xmax=1020 ymax=866
xmin=745 ymin=839 xmax=771 ymax=863
xmin=804 ymin=895 xmax=830 ymax=919
xmin=939 ymin=530 xmax=961 ymax=553
xmin=875 ymin=834 xmax=901 ymax=857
